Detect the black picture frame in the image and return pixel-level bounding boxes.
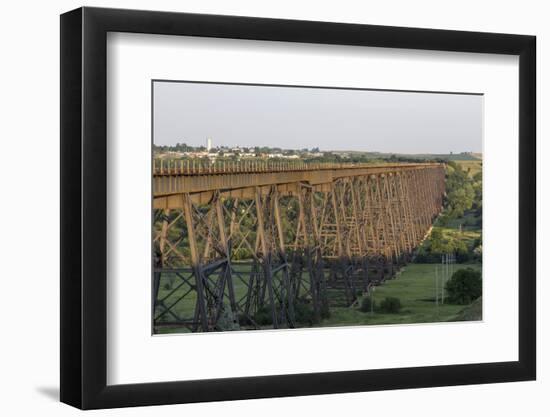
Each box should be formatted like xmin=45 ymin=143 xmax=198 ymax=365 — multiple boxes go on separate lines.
xmin=60 ymin=6 xmax=536 ymax=410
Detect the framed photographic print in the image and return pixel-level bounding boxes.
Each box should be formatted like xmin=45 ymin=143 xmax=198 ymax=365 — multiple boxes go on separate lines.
xmin=60 ymin=7 xmax=536 ymax=409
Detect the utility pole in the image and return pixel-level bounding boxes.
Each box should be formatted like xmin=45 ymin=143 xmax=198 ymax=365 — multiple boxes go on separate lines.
xmin=371 ymin=287 xmax=375 ymax=315
xmin=441 ymin=254 xmax=444 ymax=304
xmin=434 ymin=264 xmax=439 ymax=317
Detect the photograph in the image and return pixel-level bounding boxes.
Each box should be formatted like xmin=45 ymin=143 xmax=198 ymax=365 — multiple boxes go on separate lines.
xmin=55 ymin=5 xmax=537 ymax=411
xmin=152 ymin=81 xmax=483 ymax=334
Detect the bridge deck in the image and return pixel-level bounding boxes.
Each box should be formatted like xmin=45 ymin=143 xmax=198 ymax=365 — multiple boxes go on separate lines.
xmin=153 ymin=161 xmax=444 ymax=208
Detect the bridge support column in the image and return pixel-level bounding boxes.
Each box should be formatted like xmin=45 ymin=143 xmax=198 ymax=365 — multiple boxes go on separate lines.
xmin=294 ymin=185 xmax=325 ymax=323
xmin=182 ymin=194 xmax=209 ymax=332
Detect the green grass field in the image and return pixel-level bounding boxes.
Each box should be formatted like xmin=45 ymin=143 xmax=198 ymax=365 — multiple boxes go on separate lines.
xmin=321 ymin=262 xmax=482 ymax=328
xmin=155 ymin=261 xmax=482 ymax=334
xmin=454 ymin=160 xmax=482 ymax=177
xmin=433 ymin=211 xmax=482 ymax=249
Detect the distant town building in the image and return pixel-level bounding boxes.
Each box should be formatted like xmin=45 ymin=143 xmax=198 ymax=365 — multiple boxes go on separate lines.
xmin=206 ymin=138 xmax=212 ymax=151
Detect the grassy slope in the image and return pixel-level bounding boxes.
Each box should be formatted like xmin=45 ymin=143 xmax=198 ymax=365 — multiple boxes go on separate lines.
xmin=452 ymin=297 xmax=482 ymax=321
xmin=432 ymin=210 xmax=482 ymax=252
xmin=453 ymin=160 xmax=482 ymax=176
xmin=321 ymin=263 xmax=482 ymax=328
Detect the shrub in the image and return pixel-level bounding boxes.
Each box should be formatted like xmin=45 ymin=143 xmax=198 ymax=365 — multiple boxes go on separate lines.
xmin=445 ymin=268 xmax=482 ymax=305
xmin=254 ymin=302 xmax=319 ymax=327
xmin=455 ymin=243 xmax=471 ymax=263
xmin=294 ymin=302 xmax=316 ymax=325
xmin=437 ymin=214 xmax=450 ymax=227
xmin=414 ymin=247 xmax=440 ymax=264
xmin=379 ymin=296 xmax=402 ymax=314
xmin=216 ymin=307 xmax=240 ymax=331
xmin=359 ymin=296 xmax=375 ymax=313
xmin=253 ymin=306 xmax=273 ymax=326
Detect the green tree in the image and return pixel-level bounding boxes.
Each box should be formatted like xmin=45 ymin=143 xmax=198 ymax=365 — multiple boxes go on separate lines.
xmin=445 ymin=268 xmax=482 ymax=305
xmin=444 ymin=162 xmax=477 ymax=218
xmin=359 ymin=296 xmax=375 ymax=313
xmin=379 ymin=297 xmax=402 ymax=313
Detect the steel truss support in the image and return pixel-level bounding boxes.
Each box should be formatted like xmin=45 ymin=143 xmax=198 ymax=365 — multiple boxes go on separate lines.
xmin=152 ymin=166 xmax=446 ymax=332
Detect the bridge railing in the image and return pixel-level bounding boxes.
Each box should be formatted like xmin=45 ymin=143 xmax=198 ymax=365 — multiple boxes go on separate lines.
xmin=153 ymin=159 xmax=440 ymax=176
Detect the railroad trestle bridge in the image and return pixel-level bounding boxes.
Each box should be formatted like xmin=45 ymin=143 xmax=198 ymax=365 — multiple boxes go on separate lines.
xmin=153 ymin=161 xmax=445 ymax=332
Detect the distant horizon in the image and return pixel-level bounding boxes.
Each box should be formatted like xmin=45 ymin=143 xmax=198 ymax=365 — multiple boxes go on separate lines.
xmin=153 ymin=141 xmax=481 ymax=156
xmin=153 ymin=81 xmax=483 ymax=154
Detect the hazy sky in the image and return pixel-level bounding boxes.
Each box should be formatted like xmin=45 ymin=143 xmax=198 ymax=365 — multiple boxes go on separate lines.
xmin=153 ymin=81 xmax=482 ymax=154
